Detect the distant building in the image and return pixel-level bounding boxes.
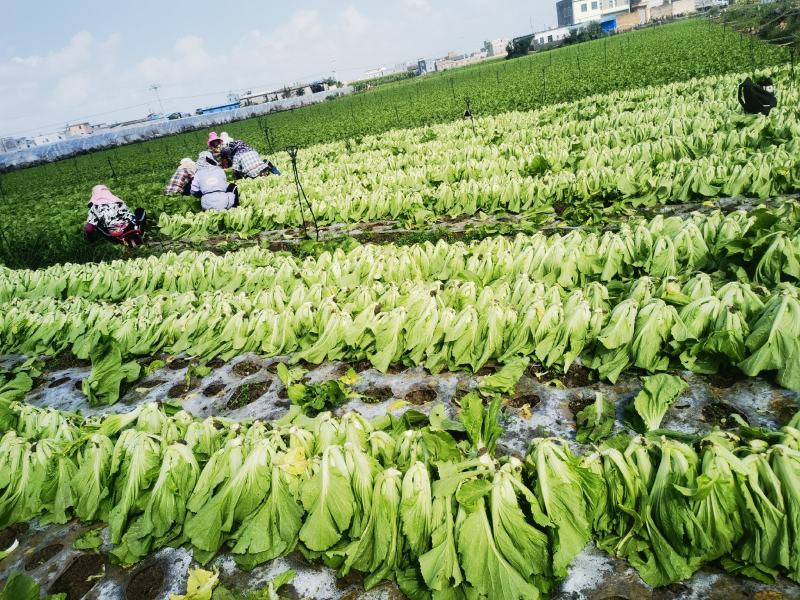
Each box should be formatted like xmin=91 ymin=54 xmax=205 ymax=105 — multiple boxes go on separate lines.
xmin=557 ymin=0 xmax=575 ymax=26
xmin=434 ymin=51 xmax=485 ymax=72
xmin=564 ymin=0 xmax=631 ymax=26
xmin=240 ymin=90 xmax=281 ymax=107
xmin=33 ymin=132 xmax=66 ymax=146
xmin=617 ymin=0 xmax=698 ymax=30
xmin=533 ymin=26 xmax=572 ymax=47
xmin=195 ymin=101 xmax=241 ymax=116
xmin=483 ymin=39 xmax=509 ymax=58
xmin=417 ymin=59 xmax=429 ymax=76
xmin=65 ymin=122 xmax=93 ymax=136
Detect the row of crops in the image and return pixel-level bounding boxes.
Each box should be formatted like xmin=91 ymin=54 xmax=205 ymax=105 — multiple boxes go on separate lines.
xmin=0 ymin=19 xmax=789 ymax=269
xmin=158 ymin=66 xmax=800 ymax=241
xmin=2 ymin=17 xmax=800 ymax=599
xmin=3 ymin=202 xmax=800 ymax=404
xmin=1 ymin=381 xmax=800 ymax=598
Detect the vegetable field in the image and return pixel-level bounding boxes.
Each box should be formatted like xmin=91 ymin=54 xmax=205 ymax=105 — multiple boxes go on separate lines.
xmin=0 ymin=19 xmax=789 ymax=269
xmin=2 ymin=16 xmax=800 ymax=600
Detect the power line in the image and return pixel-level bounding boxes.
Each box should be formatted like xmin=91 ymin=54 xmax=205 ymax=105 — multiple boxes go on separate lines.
xmin=149 ymin=84 xmax=164 ymax=113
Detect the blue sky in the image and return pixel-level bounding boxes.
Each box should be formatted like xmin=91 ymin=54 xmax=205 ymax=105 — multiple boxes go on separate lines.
xmin=1 ymin=1 xmax=556 ymax=137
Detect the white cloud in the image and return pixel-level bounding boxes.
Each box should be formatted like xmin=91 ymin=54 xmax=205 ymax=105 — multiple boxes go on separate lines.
xmin=0 ymin=2 xmax=556 ymax=137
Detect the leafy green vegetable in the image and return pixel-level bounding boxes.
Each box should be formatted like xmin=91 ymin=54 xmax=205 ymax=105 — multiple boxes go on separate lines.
xmin=82 ymin=340 xmax=141 ymax=406
xmin=459 ymin=393 xmax=502 ymax=454
xmin=170 ymin=568 xmax=219 ymax=600
xmin=288 ymin=380 xmax=348 ymax=415
xmin=477 ymin=357 xmax=530 ymax=396
xmin=73 ymin=528 xmax=103 ymax=550
xmin=575 ymin=393 xmax=616 ymax=444
xmin=631 ymin=374 xmax=688 ymax=432
xmin=0 ymin=571 xmax=42 ymax=600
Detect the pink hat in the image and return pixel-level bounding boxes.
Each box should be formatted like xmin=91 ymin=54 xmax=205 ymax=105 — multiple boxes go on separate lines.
xmin=89 ymin=184 xmax=123 ymax=206
xmin=207 ymin=131 xmax=222 ymax=146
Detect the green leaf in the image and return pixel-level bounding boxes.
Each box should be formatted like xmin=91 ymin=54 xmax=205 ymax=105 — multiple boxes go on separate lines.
xmin=631 ymin=374 xmax=688 ymax=432
xmin=575 ymin=392 xmax=616 ymax=444
xmin=0 ymin=571 xmax=40 ymax=600
xmin=72 ymin=528 xmax=103 ymax=551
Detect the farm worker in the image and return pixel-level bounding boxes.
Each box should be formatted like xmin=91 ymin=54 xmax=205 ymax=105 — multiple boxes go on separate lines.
xmin=215 ymin=131 xmax=279 ymax=180
xmin=207 ymin=131 xmax=231 ymax=168
xmin=738 ymin=77 xmax=777 ymax=116
xmin=84 ymin=185 xmax=146 ymax=247
xmin=191 ymin=151 xmax=240 ymax=211
xmin=163 ymin=157 xmax=196 ymax=196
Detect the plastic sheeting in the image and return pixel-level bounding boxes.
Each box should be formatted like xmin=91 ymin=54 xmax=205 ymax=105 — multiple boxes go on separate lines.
xmin=0 ymin=87 xmax=354 ymax=170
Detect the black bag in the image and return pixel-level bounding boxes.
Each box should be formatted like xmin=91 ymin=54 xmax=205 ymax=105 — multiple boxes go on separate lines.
xmin=738 ymin=77 xmax=777 ymax=116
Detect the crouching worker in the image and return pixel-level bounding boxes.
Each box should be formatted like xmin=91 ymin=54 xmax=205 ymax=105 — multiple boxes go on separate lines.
xmin=216 ymin=132 xmax=279 ymax=180
xmin=738 ymin=77 xmax=777 ymax=116
xmin=84 ymin=185 xmax=146 ymax=248
xmin=191 ymin=151 xmax=240 ymax=211
xmin=164 ymin=157 xmax=196 ymax=196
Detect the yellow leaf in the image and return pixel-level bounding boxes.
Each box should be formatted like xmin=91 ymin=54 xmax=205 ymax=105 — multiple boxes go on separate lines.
xmin=519 ymin=403 xmax=532 ymax=420
xmin=170 ymin=568 xmax=219 ymax=600
xmin=278 ymin=447 xmax=308 ymax=476
xmin=388 ymin=400 xmax=409 ymax=412
xmin=339 ymin=368 xmax=359 ymax=386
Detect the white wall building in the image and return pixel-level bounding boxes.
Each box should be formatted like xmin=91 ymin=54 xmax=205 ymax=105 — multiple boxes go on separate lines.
xmin=33 ymin=133 xmax=66 ymax=146
xmin=483 ymin=38 xmax=509 ymax=58
xmin=571 ymin=0 xmax=631 ymax=25
xmin=533 ymin=26 xmax=572 ymax=47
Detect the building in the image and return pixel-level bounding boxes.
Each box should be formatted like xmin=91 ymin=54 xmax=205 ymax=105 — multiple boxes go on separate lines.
xmin=565 ymin=0 xmax=632 ymax=26
xmin=483 ymin=39 xmax=509 ymax=58
xmin=1 ymin=137 xmax=36 ymax=152
xmin=33 ymin=132 xmax=66 ymax=146
xmin=533 ymin=26 xmax=573 ymax=47
xmin=434 ymin=51 xmax=486 ymax=72
xmin=557 ymin=0 xmax=575 ymax=26
xmin=65 ymin=122 xmax=93 ymax=136
xmin=195 ymin=101 xmax=241 ymax=116
xmin=240 ymin=90 xmax=281 ymax=107
xmin=617 ymin=0 xmax=697 ymax=29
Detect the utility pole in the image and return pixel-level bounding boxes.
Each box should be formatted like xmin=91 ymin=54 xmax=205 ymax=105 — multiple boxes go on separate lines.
xmin=149 ymin=84 xmax=164 ymax=113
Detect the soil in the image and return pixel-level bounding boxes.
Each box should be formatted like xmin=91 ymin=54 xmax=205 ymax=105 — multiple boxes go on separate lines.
xmin=769 ymin=396 xmax=800 ymax=426
xmin=367 ymin=385 xmax=394 ymax=402
xmin=125 ymin=563 xmax=165 ymax=600
xmin=227 ymin=381 xmax=273 ymax=409
xmin=707 ymin=366 xmax=747 ymax=389
xmin=48 ymin=376 xmax=71 ymax=388
xmin=352 ymin=360 xmax=374 ymax=373
xmin=702 ymin=401 xmax=749 ymax=429
xmin=404 ymin=388 xmax=437 ymax=405
xmin=206 ymin=357 xmax=226 ymax=369
xmin=24 ymin=543 xmax=63 ymax=570
xmin=167 ymin=358 xmax=191 ymax=371
xmin=232 ymin=361 xmax=262 ymax=378
xmin=44 ymin=353 xmax=91 ymax=371
xmin=0 ymin=522 xmax=28 ymax=551
xmin=552 ymin=202 xmax=568 ymax=215
xmin=166 ymin=381 xmax=197 ymax=399
xmin=202 ymin=381 xmax=227 ymax=397
xmin=568 ymin=392 xmax=596 ymax=417
xmin=268 ymin=240 xmax=296 ymax=253
xmin=278 ymin=386 xmax=289 ymax=400
xmin=475 ymin=363 xmax=499 ymax=377
xmin=136 ymin=379 xmax=167 ymax=390
xmin=47 ymin=553 xmax=105 ymax=599
xmin=562 ymin=365 xmax=595 ymax=388
xmin=74 ymin=380 xmax=83 ymax=392
xmin=387 ymin=363 xmax=406 ymax=374
xmin=508 ymin=393 xmax=543 ymax=410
